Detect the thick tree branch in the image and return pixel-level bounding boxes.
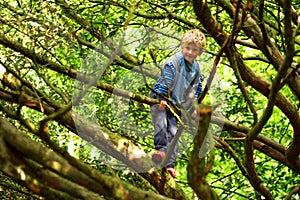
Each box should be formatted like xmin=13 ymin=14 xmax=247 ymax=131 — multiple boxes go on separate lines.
xmin=188 ymin=105 xmax=219 ymax=199
xmin=0 ymin=77 xmax=188 ymax=199
xmin=0 ymin=117 xmax=176 ymax=200
xmin=218 ymin=0 xmax=300 ymax=101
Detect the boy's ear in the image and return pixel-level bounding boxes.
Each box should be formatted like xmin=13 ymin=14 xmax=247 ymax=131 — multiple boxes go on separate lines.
xmin=197 ymin=47 xmax=204 ymax=55
xmin=180 ymin=45 xmax=183 ymax=51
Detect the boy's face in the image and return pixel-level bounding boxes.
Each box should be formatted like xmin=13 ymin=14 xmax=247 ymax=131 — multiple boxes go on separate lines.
xmin=181 ymin=42 xmax=203 ymax=63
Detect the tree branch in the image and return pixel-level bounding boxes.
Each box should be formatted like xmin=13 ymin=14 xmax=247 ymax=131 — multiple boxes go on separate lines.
xmin=187 ymin=105 xmax=219 ymax=199
xmin=0 ymin=117 xmax=175 ymax=200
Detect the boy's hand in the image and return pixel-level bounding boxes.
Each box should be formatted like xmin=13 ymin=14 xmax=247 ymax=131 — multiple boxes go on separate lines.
xmin=192 ymin=109 xmax=200 ymax=118
xmin=159 ymin=100 xmax=167 ymax=109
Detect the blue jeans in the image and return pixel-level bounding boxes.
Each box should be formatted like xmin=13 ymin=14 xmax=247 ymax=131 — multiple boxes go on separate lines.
xmin=151 ymin=104 xmax=178 ymax=168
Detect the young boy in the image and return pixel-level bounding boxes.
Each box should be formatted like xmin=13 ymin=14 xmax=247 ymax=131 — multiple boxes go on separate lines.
xmin=150 ymin=29 xmax=206 ymax=178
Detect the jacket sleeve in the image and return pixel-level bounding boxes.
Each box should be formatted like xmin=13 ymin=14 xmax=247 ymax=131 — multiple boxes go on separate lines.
xmin=194 ymin=74 xmax=203 ymax=99
xmin=152 ymin=62 xmax=176 ymax=99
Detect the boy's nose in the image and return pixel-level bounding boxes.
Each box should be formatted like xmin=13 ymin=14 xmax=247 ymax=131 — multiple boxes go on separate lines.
xmin=188 ymin=50 xmax=194 ymax=55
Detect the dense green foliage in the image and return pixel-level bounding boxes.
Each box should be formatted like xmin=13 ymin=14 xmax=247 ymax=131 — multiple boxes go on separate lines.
xmin=0 ymin=0 xmax=299 ymax=200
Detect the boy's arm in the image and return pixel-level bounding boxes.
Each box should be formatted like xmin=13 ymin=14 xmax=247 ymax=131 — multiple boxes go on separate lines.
xmin=192 ymin=75 xmax=203 ymax=117
xmin=194 ymin=74 xmax=203 ymax=99
xmin=155 ymin=63 xmax=176 ymax=99
xmin=161 ymin=63 xmax=177 ymax=92
xmin=158 ymin=63 xmax=176 ymax=109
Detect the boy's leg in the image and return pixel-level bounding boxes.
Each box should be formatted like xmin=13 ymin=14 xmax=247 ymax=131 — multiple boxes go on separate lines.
xmin=165 ymin=111 xmax=178 ymax=169
xmin=151 ymin=105 xmax=178 ymax=178
xmin=151 ymin=104 xmax=168 ymax=152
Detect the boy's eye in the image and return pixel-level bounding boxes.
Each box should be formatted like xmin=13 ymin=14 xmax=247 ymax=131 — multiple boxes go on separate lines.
xmin=184 ymin=46 xmax=201 ymax=53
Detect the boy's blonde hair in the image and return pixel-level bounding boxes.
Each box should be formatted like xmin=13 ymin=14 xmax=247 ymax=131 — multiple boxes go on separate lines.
xmin=181 ymin=29 xmax=206 ymax=48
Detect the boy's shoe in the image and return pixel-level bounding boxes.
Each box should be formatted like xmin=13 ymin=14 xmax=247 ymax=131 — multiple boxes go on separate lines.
xmin=152 ymin=151 xmax=166 ymax=164
xmin=166 ymin=167 xmax=177 ymax=178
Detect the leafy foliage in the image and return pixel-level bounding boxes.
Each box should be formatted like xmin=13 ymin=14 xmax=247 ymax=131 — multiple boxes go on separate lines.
xmin=0 ymin=0 xmax=299 ymax=200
